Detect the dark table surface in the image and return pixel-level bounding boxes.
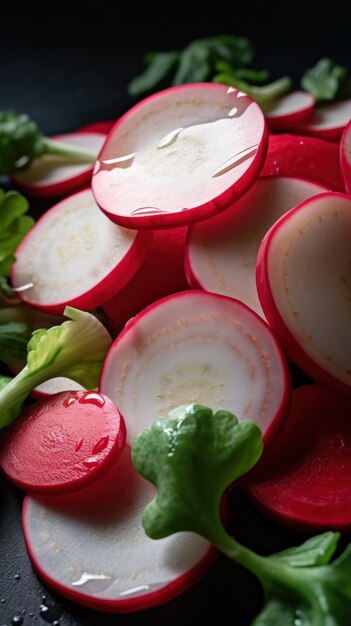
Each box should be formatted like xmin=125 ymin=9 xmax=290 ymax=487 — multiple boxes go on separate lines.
xmin=1 ymin=3 xmax=351 ymax=625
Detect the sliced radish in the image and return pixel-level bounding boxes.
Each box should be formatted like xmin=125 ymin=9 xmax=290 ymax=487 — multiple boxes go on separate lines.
xmin=100 ymin=291 xmax=290 ymax=445
xmin=103 ymin=226 xmax=189 ymax=333
xmin=92 ymin=83 xmax=268 ymax=229
xmin=11 ymin=188 xmax=149 ymax=314
xmin=0 ymin=391 xmax=125 ymax=494
xmin=340 ymin=119 xmax=351 ymax=194
xmin=265 ymin=91 xmax=315 ymax=130
xmin=7 ymin=359 xmax=85 ymax=400
xmin=262 ymin=133 xmax=346 ymax=192
xmin=23 ymin=445 xmax=214 ymax=612
xmin=293 ymin=100 xmax=351 ymax=141
xmin=186 ymin=176 xmax=327 ymax=320
xmin=257 ymin=192 xmax=351 ymax=397
xmin=244 ymin=385 xmax=351 ymax=531
xmin=77 ymin=120 xmax=115 ymax=135
xmin=12 ymin=132 xmax=106 ymax=198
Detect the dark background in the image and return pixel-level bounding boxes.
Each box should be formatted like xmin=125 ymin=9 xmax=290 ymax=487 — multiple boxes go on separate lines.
xmin=1 ymin=2 xmax=351 ymax=625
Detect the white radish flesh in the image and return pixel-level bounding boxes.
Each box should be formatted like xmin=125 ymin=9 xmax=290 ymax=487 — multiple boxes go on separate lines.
xmin=340 ymin=120 xmax=351 ymax=194
xmin=293 ymin=100 xmax=351 ymax=141
xmin=265 ymin=91 xmax=315 ymax=130
xmin=100 ymin=291 xmax=290 ymax=445
xmin=186 ymin=176 xmax=328 ymax=320
xmin=23 ymin=446 xmax=212 ymax=612
xmin=257 ymin=192 xmax=351 ymax=397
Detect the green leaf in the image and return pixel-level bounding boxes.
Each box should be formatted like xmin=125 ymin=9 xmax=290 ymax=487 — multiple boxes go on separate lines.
xmin=0 ymin=111 xmax=46 ymax=175
xmin=273 ymin=532 xmax=339 ymax=568
xmin=251 ymin=597 xmax=304 ymax=625
xmin=301 ymin=58 xmax=351 ymax=102
xmin=128 ymin=52 xmax=180 ymax=98
xmin=132 ymin=404 xmax=263 ymax=540
xmin=0 ymin=322 xmax=32 ymax=363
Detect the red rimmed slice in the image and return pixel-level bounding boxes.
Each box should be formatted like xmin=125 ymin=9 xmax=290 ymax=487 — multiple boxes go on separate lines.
xmin=92 ymin=83 xmax=268 ymax=229
xmin=100 ymin=291 xmax=290 ymax=445
xmin=11 ymin=188 xmax=150 ymax=314
xmin=12 ymin=132 xmax=106 ymax=198
xmin=257 ymin=192 xmax=351 ymax=398
xmin=186 ymin=176 xmax=327 ymax=320
xmin=292 ymin=100 xmax=351 ymax=141
xmin=77 ymin=120 xmax=115 ymax=135
xmin=265 ymin=91 xmax=315 ymax=130
xmin=340 ymin=119 xmax=351 ymax=194
xmin=22 ymin=445 xmax=215 ymax=612
xmin=0 ymin=390 xmax=125 ymax=494
xmin=262 ymin=133 xmax=345 ymax=192
xmin=244 ymin=384 xmax=351 ymax=531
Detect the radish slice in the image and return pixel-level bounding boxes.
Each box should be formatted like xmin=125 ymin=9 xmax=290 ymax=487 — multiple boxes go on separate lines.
xmin=257 ymin=192 xmax=351 ymax=397
xmin=23 ymin=446 xmax=214 ymax=612
xmin=265 ymin=91 xmax=315 ymax=130
xmin=100 ymin=291 xmax=290 ymax=445
xmin=186 ymin=176 xmax=327 ymax=320
xmin=340 ymin=120 xmax=351 ymax=194
xmin=77 ymin=120 xmax=115 ymax=135
xmin=92 ymin=83 xmax=267 ymax=229
xmin=293 ymin=100 xmax=351 ymax=141
xmin=7 ymin=360 xmax=85 ymax=400
xmin=103 ymin=226 xmax=189 ymax=333
xmin=12 ymin=132 xmax=106 ymax=198
xmin=244 ymin=385 xmax=351 ymax=531
xmin=11 ymin=188 xmax=149 ymax=314
xmin=262 ymin=133 xmax=346 ymax=192
xmin=0 ymin=391 xmax=126 ymax=494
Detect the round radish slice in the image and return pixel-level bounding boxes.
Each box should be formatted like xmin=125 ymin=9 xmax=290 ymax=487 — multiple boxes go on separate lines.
xmin=257 ymin=192 xmax=351 ymax=397
xmin=293 ymin=100 xmax=351 ymax=141
xmin=244 ymin=385 xmax=351 ymax=531
xmin=23 ymin=446 xmax=214 ymax=612
xmin=12 ymin=132 xmax=106 ymax=198
xmin=11 ymin=188 xmax=149 ymax=314
xmin=100 ymin=291 xmax=290 ymax=445
xmin=265 ymin=91 xmax=315 ymax=130
xmin=77 ymin=120 xmax=115 ymax=135
xmin=186 ymin=176 xmax=328 ymax=320
xmin=0 ymin=390 xmax=126 ymax=494
xmin=92 ymin=83 xmax=267 ymax=229
xmin=32 ymin=377 xmax=85 ymax=399
xmin=340 ymin=119 xmax=351 ymax=194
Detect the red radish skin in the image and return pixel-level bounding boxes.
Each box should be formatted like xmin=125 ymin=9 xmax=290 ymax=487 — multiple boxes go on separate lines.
xmin=92 ymin=83 xmax=268 ymax=229
xmin=340 ymin=120 xmax=351 ymax=194
xmin=265 ymin=91 xmax=315 ymax=130
xmin=257 ymin=192 xmax=351 ymax=398
xmin=22 ymin=446 xmax=215 ymax=612
xmin=100 ymin=291 xmax=290 ymax=446
xmin=0 ymin=391 xmax=126 ymax=494
xmin=261 ymin=133 xmax=346 ymax=192
xmin=292 ymin=100 xmax=351 ymax=141
xmin=186 ymin=176 xmax=328 ymax=320
xmin=12 ymin=133 xmax=106 ymax=198
xmin=103 ymin=226 xmax=189 ymax=333
xmin=11 ymin=188 xmax=150 ymax=314
xmin=77 ymin=120 xmax=115 ymax=135
xmin=244 ymin=385 xmax=351 ymax=531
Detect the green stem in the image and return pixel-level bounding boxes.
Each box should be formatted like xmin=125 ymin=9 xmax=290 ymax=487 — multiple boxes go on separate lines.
xmin=213 ymin=75 xmax=292 ymax=110
xmin=44 ymin=138 xmax=98 ymax=164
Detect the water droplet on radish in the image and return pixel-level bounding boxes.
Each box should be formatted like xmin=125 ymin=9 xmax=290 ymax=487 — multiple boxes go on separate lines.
xmin=92 ymin=436 xmax=109 ymax=455
xmin=75 ymin=438 xmax=84 ymax=452
xmin=131 ymin=207 xmax=169 ymax=215
xmin=101 ymin=153 xmax=136 ymax=170
xmin=157 ymin=128 xmax=184 ymax=149
xmin=63 ymin=391 xmax=80 ymax=407
xmin=71 ymin=571 xmax=114 ymax=592
xmin=78 ymin=391 xmax=105 ymax=407
xmin=212 ymin=145 xmax=258 ymax=178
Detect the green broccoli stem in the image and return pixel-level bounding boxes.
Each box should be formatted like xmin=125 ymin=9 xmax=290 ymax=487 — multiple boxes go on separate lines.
xmin=213 ymin=75 xmax=292 ymax=110
xmin=44 ymin=138 xmax=98 ymax=164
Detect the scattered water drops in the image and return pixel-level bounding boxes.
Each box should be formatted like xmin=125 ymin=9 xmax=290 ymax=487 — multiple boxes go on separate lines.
xmin=212 ymin=144 xmax=259 ymax=178
xmin=11 ymin=616 xmax=23 ymax=625
xmin=14 ymin=575 xmax=20 ymax=581
xmin=157 ymin=128 xmax=184 ymax=149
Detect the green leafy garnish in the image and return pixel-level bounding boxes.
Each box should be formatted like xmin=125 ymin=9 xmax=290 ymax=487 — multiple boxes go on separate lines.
xmin=301 ymin=58 xmax=351 ymax=102
xmin=0 ymin=306 xmax=111 ymax=428
xmin=132 ymin=404 xmax=351 ymax=626
xmin=212 ymin=73 xmax=292 ymax=110
xmin=0 ymin=322 xmax=32 ymax=363
xmin=0 ymin=111 xmax=98 ymax=176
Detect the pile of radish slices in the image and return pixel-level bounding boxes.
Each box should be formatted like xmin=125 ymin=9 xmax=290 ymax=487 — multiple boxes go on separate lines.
xmin=1 ymin=81 xmax=351 ymax=614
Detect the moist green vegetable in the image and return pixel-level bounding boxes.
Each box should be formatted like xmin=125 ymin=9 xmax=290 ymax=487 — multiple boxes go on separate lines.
xmin=0 ymin=322 xmax=32 ymax=363
xmin=0 ymin=376 xmax=12 ymax=392
xmin=132 ymin=404 xmax=351 ymax=626
xmin=301 ymin=58 xmax=351 ymax=102
xmin=0 ymin=111 xmax=98 ymax=176
xmin=212 ymin=74 xmax=292 ymax=110
xmin=0 ymin=307 xmax=111 ymax=428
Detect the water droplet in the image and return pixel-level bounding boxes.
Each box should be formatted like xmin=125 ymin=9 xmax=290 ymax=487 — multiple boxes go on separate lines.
xmin=39 ymin=601 xmax=62 ymax=625
xmin=71 ymin=572 xmax=113 ymax=592
xmin=131 ymin=206 xmax=168 ymax=216
xmin=1 ymin=598 xmax=5 ymax=603
xmin=75 ymin=438 xmax=84 ymax=452
xmin=228 ymin=106 xmax=238 ymax=117
xmin=11 ymin=616 xmax=23 ymax=625
xmin=103 ymin=152 xmax=136 ymax=167
xmin=157 ymin=127 xmax=184 ymax=149
xmin=226 ymin=86 xmax=236 ymax=94
xmin=13 ymin=282 xmax=34 ymax=293
xmin=212 ymin=144 xmax=259 ymax=178
xmin=14 ymin=574 xmax=20 ymax=580
xmin=78 ymin=391 xmax=105 ymax=407
xmin=53 ymin=622 xmax=60 ymax=626
xmin=82 ymin=457 xmax=100 ymax=469
xmin=63 ymin=391 xmax=80 ymax=407
xmin=92 ymin=436 xmax=109 ymax=455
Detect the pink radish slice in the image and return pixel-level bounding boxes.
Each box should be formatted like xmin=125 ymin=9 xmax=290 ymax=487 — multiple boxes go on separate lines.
xmin=92 ymin=83 xmax=268 ymax=229
xmin=23 ymin=445 xmax=214 ymax=612
xmin=100 ymin=291 xmax=290 ymax=445
xmin=257 ymin=192 xmax=351 ymax=398
xmin=12 ymin=132 xmax=106 ymax=198
xmin=186 ymin=176 xmax=328 ymax=320
xmin=244 ymin=385 xmax=351 ymax=531
xmin=265 ymin=91 xmax=315 ymax=130
xmin=77 ymin=121 xmax=115 ymax=135
xmin=262 ymin=133 xmax=346 ymax=192
xmin=11 ymin=188 xmax=149 ymax=314
xmin=103 ymin=226 xmax=189 ymax=333
xmin=0 ymin=391 xmax=126 ymax=494
xmin=292 ymin=100 xmax=351 ymax=141
xmin=340 ymin=120 xmax=351 ymax=194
